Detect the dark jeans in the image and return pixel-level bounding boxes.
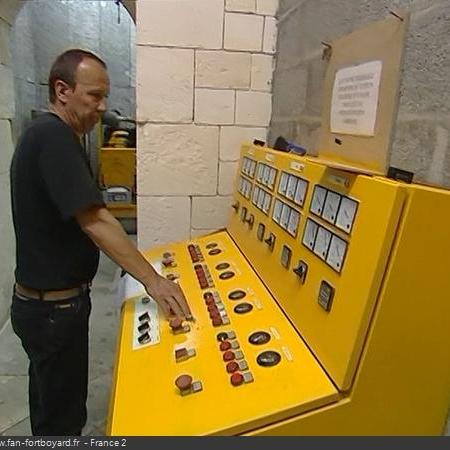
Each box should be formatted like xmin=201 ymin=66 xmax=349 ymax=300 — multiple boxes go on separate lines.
xmin=10 ymin=291 xmax=92 ymax=436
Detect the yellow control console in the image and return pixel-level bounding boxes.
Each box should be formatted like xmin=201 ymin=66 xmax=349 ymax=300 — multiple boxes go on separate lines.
xmin=107 ymin=144 xmax=450 ymax=435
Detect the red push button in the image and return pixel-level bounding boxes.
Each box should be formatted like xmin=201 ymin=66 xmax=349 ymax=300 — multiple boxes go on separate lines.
xmin=226 ymin=361 xmax=239 ymax=373
xmin=220 ymin=341 xmax=231 ymax=351
xmin=223 ymin=351 xmax=235 ymax=362
xmin=175 ymin=374 xmax=192 ymax=391
xmin=230 ymin=372 xmax=244 ymax=386
xmin=169 ymin=317 xmax=182 ymax=331
xmin=212 ymin=316 xmax=222 ymax=327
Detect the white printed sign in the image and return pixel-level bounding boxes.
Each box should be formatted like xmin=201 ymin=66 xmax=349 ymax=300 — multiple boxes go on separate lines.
xmin=330 ymin=60 xmax=382 ymax=136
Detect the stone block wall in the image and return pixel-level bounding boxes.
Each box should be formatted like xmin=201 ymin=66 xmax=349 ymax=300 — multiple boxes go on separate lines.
xmin=271 ymin=0 xmax=450 ymax=188
xmin=0 ymin=0 xmax=21 ymax=333
xmin=10 ymin=0 xmax=136 ymax=142
xmin=136 ymin=0 xmax=278 ymax=248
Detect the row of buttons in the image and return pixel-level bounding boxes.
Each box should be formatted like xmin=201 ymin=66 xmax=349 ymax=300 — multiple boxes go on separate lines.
xmin=187 ymin=244 xmax=204 ymax=263
xmin=137 ymin=298 xmax=152 ymax=345
xmin=204 ymin=291 xmax=230 ymax=327
xmin=194 ymin=264 xmax=214 ymax=290
xmin=217 ymin=331 xmax=253 ymax=387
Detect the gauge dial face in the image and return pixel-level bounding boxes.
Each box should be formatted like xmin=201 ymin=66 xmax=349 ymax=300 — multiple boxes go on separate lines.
xmin=272 ymin=199 xmax=282 ymax=223
xmin=326 ymin=235 xmax=347 ymax=272
xmin=242 ymin=158 xmax=249 ymax=175
xmin=313 ymin=226 xmax=332 ymax=260
xmin=336 ymin=197 xmax=358 ymax=233
xmin=310 ymin=185 xmax=327 ymax=215
xmin=268 ymin=168 xmax=277 ymax=189
xmin=262 ymin=165 xmax=271 ymax=185
xmin=286 ymin=175 xmax=298 ymax=200
xmin=249 ymin=160 xmax=257 ymax=178
xmin=246 ymin=180 xmax=252 ymax=198
xmin=252 ymin=186 xmax=259 ymax=205
xmin=263 ymin=192 xmax=271 ymax=214
xmin=257 ymin=163 xmax=264 ymax=182
xmin=294 ymin=178 xmax=308 ymax=206
xmin=280 ymin=203 xmax=291 ymax=229
xmin=287 ymin=209 xmax=300 ymax=236
xmin=303 ymin=219 xmax=318 ymax=250
xmin=257 ymin=188 xmax=265 ymax=208
xmin=322 ymin=191 xmax=341 ymax=223
xmin=278 ymin=172 xmax=289 ymax=196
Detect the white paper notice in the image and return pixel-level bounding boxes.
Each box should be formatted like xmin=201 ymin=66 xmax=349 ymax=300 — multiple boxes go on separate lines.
xmin=330 ymin=60 xmax=382 ymax=136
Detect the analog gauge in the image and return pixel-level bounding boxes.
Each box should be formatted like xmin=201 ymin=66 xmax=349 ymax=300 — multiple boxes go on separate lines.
xmin=249 ymin=160 xmax=257 ymax=178
xmin=313 ymin=226 xmax=332 ymax=260
xmin=263 ymin=192 xmax=272 ymax=214
xmin=242 ymin=158 xmax=248 ymax=175
xmin=294 ymin=178 xmax=308 ymax=207
xmin=280 ymin=245 xmax=292 ymax=269
xmin=310 ymin=185 xmax=327 ymax=215
xmin=272 ymin=199 xmax=282 ymax=223
xmin=322 ymin=190 xmax=341 ymax=224
xmin=278 ymin=172 xmax=289 ymax=196
xmin=263 ymin=165 xmax=271 ymax=186
xmin=252 ymin=186 xmax=260 ymax=205
xmin=239 ymin=177 xmax=244 ymax=195
xmin=286 ymin=175 xmax=298 ymax=200
xmin=280 ymin=203 xmax=291 ymax=229
xmin=268 ymin=168 xmax=277 ymax=190
xmin=303 ymin=219 xmax=318 ymax=250
xmin=243 ymin=179 xmax=249 ymax=198
xmin=257 ymin=188 xmax=265 ymax=209
xmin=256 ymin=163 xmax=264 ymax=182
xmin=287 ymin=209 xmax=300 ymax=237
xmin=326 ymin=234 xmax=347 ymax=272
xmin=336 ymin=197 xmax=358 ymax=233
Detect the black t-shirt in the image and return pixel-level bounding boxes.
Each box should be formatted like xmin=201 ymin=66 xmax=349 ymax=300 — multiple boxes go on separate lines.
xmin=10 ymin=112 xmax=105 ymax=290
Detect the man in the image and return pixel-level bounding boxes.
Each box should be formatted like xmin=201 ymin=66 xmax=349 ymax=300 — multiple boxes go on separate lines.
xmin=10 ymin=49 xmax=193 ymax=436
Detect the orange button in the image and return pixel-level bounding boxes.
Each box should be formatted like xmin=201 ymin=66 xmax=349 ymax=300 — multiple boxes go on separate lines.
xmin=175 ymin=374 xmax=192 ymax=391
xmin=169 ymin=317 xmax=182 ymax=330
xmin=220 ymin=341 xmax=231 ymax=351
xmin=230 ymin=372 xmax=244 ymax=386
xmin=223 ymin=351 xmax=235 ymax=362
xmin=212 ymin=316 xmax=223 ymax=327
xmin=226 ymin=361 xmax=239 ymax=373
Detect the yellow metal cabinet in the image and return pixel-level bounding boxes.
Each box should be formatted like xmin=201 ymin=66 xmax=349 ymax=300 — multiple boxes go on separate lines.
xmin=107 ymin=144 xmax=450 ymax=435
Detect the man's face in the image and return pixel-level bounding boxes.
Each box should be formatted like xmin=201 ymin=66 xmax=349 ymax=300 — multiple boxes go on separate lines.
xmin=65 ymin=58 xmax=110 ymax=135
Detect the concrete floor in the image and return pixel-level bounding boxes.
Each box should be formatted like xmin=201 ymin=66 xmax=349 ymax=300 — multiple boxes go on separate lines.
xmin=0 ymin=250 xmax=120 ymax=436
xmin=1 ymin=244 xmax=449 ymax=436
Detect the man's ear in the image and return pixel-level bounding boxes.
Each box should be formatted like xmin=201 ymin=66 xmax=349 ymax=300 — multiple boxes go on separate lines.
xmin=54 ymin=79 xmax=73 ymax=104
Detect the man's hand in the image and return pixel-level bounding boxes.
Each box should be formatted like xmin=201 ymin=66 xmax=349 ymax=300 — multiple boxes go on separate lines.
xmin=145 ymin=275 xmax=193 ymax=321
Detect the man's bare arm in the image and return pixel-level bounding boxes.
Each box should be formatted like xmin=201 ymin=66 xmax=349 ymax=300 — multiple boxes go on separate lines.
xmin=76 ymin=205 xmax=193 ymax=320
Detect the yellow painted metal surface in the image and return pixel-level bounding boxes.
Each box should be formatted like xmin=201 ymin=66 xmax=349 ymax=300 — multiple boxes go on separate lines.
xmin=99 ymin=147 xmax=136 ymax=188
xmin=107 ymin=231 xmax=339 ymax=435
xmin=108 ymin=143 xmax=450 ymax=435
xmin=246 ymin=183 xmax=450 ymax=435
xmin=229 ymin=145 xmax=405 ymax=390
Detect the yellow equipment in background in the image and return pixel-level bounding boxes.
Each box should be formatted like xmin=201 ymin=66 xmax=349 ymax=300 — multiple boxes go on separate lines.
xmin=107 ymin=143 xmax=450 ymax=435
xmin=98 ymin=125 xmax=136 ymax=219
